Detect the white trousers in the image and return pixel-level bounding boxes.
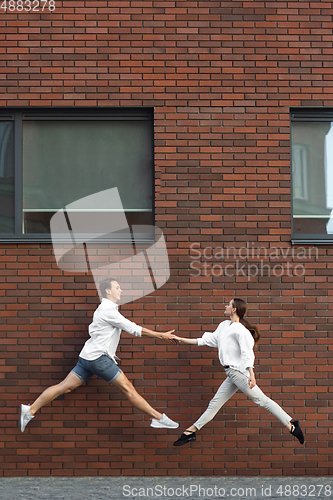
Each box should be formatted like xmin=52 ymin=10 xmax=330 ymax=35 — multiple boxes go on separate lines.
xmin=193 ymin=368 xmax=292 ymax=431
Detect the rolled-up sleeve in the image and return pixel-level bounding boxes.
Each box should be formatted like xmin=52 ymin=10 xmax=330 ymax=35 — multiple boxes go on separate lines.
xmin=238 ymin=330 xmax=255 ymax=368
xmin=104 ymin=309 xmax=142 ymax=336
xmin=197 ymin=330 xmax=218 ymax=348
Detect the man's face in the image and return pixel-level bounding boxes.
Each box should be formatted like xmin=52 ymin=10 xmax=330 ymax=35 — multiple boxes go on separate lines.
xmin=107 ymin=281 xmax=122 ymax=303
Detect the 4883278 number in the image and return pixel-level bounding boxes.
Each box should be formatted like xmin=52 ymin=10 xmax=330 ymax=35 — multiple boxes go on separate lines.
xmin=275 ymin=484 xmax=332 ymax=497
xmin=0 ymin=0 xmax=55 ymax=11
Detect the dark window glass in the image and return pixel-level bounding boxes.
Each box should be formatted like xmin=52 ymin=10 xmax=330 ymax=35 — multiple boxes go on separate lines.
xmin=0 ymin=122 xmax=14 ymax=233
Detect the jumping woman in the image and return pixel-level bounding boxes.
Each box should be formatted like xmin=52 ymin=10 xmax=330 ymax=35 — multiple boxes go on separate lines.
xmin=172 ymin=298 xmax=304 ymax=446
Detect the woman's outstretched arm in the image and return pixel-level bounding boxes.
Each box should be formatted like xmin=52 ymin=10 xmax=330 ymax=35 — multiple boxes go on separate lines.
xmin=171 ymin=335 xmax=198 ymax=345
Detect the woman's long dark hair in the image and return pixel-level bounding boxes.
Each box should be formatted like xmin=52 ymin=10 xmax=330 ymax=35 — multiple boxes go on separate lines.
xmin=232 ymin=298 xmax=261 ymax=345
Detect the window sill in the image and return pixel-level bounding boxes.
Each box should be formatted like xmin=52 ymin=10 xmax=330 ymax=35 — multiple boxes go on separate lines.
xmin=291 ymin=238 xmax=333 ymax=245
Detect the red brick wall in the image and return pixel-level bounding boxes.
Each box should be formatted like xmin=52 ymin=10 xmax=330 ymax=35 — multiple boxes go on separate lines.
xmin=0 ymin=0 xmax=332 ymax=477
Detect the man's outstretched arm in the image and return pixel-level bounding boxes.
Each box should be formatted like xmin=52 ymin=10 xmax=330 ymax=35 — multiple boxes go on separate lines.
xmin=141 ymin=328 xmax=178 ymax=343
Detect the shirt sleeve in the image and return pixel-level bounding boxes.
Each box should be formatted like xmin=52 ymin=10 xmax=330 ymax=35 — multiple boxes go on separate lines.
xmin=103 ymin=307 xmax=142 ymax=337
xmin=197 ymin=329 xmax=219 ymax=348
xmin=237 ymin=327 xmax=255 ymax=368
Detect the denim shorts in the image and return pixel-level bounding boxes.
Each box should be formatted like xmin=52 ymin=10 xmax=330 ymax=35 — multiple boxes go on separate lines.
xmin=72 ymin=355 xmax=122 ymax=384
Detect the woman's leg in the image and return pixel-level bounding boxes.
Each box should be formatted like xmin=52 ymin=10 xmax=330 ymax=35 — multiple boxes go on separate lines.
xmin=226 ymin=369 xmax=304 ymax=443
xmin=191 ymin=376 xmax=239 ymax=431
xmin=180 ymin=376 xmax=239 ymax=435
xmin=226 ymin=368 xmax=292 ymax=426
xmin=173 ymin=376 xmax=239 ymax=445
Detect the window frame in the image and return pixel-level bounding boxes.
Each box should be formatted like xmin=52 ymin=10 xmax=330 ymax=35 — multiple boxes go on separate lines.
xmin=291 ymin=107 xmax=333 ymax=245
xmin=0 ymin=107 xmax=155 ymax=243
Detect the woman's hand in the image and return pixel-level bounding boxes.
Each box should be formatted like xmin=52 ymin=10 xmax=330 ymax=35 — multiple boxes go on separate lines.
xmin=248 ymin=367 xmax=256 ymax=389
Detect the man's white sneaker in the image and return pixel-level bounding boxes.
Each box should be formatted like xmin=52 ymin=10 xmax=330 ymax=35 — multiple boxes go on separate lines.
xmin=150 ymin=413 xmax=179 ymax=429
xmin=19 ymin=404 xmax=34 ymax=432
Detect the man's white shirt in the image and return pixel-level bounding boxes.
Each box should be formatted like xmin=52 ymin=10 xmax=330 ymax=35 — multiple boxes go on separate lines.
xmin=79 ymin=298 xmax=142 ymax=362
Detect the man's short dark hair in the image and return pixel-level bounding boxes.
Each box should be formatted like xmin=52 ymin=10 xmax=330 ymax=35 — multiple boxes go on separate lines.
xmin=99 ymin=278 xmax=119 ymax=298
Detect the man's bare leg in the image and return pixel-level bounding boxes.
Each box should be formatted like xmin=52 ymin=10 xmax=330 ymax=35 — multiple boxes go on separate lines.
xmin=19 ymin=371 xmax=83 ymax=432
xmin=111 ymin=372 xmax=162 ymax=419
xmin=111 ymin=372 xmax=178 ymax=428
xmin=29 ymin=371 xmax=83 ymax=416
xmin=20 ymin=370 xmax=178 ymax=431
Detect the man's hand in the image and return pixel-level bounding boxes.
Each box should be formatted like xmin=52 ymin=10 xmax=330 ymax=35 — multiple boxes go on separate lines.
xmin=162 ymin=330 xmax=179 ymax=344
xmin=141 ymin=327 xmax=178 ymax=342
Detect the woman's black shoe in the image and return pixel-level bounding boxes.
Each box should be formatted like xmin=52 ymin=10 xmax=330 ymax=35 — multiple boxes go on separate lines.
xmin=290 ymin=420 xmax=304 ymax=444
xmin=173 ymin=431 xmax=196 ymax=446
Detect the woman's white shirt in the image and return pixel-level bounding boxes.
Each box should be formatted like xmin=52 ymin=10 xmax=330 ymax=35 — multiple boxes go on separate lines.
xmin=197 ymin=320 xmax=255 ymax=377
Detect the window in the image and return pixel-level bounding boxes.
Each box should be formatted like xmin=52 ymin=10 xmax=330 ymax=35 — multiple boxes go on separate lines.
xmin=0 ymin=107 xmax=154 ymax=241
xmin=291 ymin=108 xmax=333 ymax=243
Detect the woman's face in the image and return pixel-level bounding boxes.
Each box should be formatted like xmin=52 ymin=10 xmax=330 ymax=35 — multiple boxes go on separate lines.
xmin=224 ymin=299 xmax=235 ymax=316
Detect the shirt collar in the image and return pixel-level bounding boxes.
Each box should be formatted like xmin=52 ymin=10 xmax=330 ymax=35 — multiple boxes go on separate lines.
xmin=102 ymin=298 xmax=119 ymax=310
